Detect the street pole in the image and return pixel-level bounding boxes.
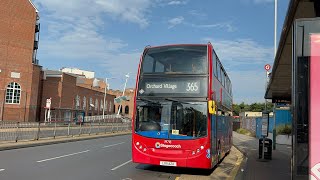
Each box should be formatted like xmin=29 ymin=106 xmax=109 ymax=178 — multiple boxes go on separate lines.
xmin=273 ymin=0 xmax=278 ymax=150
xmin=103 ymin=77 xmax=114 ymax=120
xmin=103 ymin=78 xmax=107 ymax=120
xmin=117 ymin=74 xmax=129 ymax=116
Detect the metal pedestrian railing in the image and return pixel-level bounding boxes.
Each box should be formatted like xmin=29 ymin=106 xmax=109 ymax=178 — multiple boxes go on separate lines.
xmin=0 ymin=119 xmax=131 ymax=144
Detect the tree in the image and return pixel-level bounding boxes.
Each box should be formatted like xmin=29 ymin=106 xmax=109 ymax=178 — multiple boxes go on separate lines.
xmin=232 ymin=102 xmax=274 ymax=116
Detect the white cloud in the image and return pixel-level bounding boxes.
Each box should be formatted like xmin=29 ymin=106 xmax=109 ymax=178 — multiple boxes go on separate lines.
xmin=168 ymin=0 xmax=188 ymax=5
xmin=166 ymin=16 xmax=236 ymax=32
xmin=189 ymin=10 xmax=207 ymax=19
xmin=191 ymin=22 xmax=236 ymax=32
xmin=95 ymin=0 xmax=151 ymax=28
xmin=201 ymin=38 xmax=273 ymax=103
xmin=168 ymin=16 xmax=185 ymax=29
xmin=34 ymin=0 xmax=152 ymax=28
xmin=203 ymin=38 xmax=273 ymax=65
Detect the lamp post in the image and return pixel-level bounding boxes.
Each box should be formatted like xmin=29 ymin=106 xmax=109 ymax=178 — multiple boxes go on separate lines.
xmin=273 ymin=0 xmax=278 ymax=150
xmin=117 ymin=73 xmax=130 ymax=116
xmin=103 ymin=77 xmax=115 ymax=120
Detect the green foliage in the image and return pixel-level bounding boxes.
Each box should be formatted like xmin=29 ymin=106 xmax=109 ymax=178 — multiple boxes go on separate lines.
xmin=236 ymin=128 xmax=255 ymax=137
xmin=277 ymin=124 xmax=292 ymax=135
xmin=232 ymin=102 xmax=273 ymax=116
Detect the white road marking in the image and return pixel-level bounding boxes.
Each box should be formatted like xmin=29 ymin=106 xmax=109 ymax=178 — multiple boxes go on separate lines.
xmin=37 ymin=150 xmax=90 ymax=163
xmin=111 ymin=160 xmax=132 ymax=171
xmin=102 ymin=142 xmax=125 ymax=148
xmin=0 ymin=169 xmax=5 ymax=172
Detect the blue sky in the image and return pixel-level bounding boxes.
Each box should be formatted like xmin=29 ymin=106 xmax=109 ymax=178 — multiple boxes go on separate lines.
xmin=33 ymin=0 xmax=289 ymax=103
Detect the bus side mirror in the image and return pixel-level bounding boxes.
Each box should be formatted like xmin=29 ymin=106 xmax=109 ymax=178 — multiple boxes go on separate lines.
xmin=208 ymin=100 xmax=216 ymax=114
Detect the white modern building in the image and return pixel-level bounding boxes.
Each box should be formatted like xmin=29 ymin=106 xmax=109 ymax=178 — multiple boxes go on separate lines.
xmin=60 ymin=68 xmax=95 ymax=79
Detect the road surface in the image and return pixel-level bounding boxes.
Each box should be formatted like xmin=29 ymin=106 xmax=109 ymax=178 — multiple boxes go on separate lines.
xmin=0 ymin=134 xmax=217 ymax=180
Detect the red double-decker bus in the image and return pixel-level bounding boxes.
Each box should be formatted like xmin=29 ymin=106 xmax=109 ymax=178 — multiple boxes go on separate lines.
xmin=132 ymin=43 xmax=233 ymax=169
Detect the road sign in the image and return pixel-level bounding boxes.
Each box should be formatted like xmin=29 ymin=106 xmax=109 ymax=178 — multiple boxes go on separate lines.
xmin=264 ymin=64 xmax=271 ymax=71
xmin=46 ymin=98 xmax=51 ymax=108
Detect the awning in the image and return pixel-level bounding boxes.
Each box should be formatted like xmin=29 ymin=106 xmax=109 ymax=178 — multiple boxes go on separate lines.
xmin=265 ymin=0 xmax=319 ymax=102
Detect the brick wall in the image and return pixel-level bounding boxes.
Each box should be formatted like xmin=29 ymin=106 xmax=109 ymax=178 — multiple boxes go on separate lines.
xmin=39 ymin=73 xmax=115 ymax=121
xmin=0 ymin=1 xmax=39 ymax=121
xmin=109 ymin=89 xmax=135 ymax=118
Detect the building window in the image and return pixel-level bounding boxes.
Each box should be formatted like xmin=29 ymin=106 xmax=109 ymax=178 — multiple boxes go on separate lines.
xmin=89 ymin=98 xmax=93 ymax=110
xmin=5 ymin=82 xmax=21 ymax=104
xmin=105 ymin=101 xmax=108 ymax=112
xmin=95 ymin=99 xmax=98 ymax=111
xmin=83 ymin=96 xmax=87 ymax=110
xmin=100 ymin=100 xmax=103 ymax=111
xmin=125 ymin=106 xmax=129 ymax=114
xmin=75 ymin=95 xmax=80 ymax=109
xmin=118 ymin=106 xmax=123 ymax=114
xmin=110 ymin=101 xmax=113 ymax=112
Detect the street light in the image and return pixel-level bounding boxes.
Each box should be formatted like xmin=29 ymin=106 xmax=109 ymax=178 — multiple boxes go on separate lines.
xmin=117 ymin=73 xmax=130 ymax=116
xmin=103 ymin=77 xmax=115 ymax=120
xmin=273 ymin=0 xmax=278 ymax=150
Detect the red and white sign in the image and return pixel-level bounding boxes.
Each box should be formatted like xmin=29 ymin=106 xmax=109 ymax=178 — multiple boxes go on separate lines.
xmin=264 ymin=64 xmax=271 ymax=71
xmin=46 ymin=98 xmax=51 ymax=108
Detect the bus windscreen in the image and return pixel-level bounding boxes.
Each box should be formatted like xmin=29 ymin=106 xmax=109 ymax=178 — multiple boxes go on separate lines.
xmin=141 ymin=45 xmax=207 ymax=74
xmin=135 ymin=100 xmax=207 ymax=140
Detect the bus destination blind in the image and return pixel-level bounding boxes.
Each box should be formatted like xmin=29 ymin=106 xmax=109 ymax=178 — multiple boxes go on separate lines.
xmin=143 ymin=81 xmax=201 ymax=94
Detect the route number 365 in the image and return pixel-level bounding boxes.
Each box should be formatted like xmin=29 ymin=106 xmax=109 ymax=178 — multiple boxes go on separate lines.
xmin=186 ymin=82 xmax=198 ymax=92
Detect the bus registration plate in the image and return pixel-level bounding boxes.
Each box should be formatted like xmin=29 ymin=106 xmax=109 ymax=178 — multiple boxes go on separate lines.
xmin=160 ymin=161 xmax=177 ymax=166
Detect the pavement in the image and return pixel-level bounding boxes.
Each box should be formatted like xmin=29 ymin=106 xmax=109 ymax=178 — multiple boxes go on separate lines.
xmin=232 ymin=131 xmax=291 ymax=180
xmin=178 ymin=146 xmax=244 ymax=180
xmin=0 ymin=132 xmax=245 ymax=180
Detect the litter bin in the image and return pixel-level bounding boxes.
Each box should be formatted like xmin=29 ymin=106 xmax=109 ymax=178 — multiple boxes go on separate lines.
xmin=259 ymin=138 xmax=272 ymax=160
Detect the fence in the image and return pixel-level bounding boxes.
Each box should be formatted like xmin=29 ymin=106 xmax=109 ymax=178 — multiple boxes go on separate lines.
xmin=240 ymin=117 xmax=257 ymax=134
xmin=83 ymin=115 xmax=123 ymax=122
xmin=0 ymin=119 xmax=131 ymax=144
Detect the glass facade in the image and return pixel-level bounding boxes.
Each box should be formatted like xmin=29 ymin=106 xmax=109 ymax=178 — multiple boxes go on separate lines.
xmin=292 ymin=18 xmax=320 ymax=178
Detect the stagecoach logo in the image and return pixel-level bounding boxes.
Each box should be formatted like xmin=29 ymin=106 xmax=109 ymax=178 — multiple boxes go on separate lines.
xmin=155 ymin=142 xmax=161 ymax=148
xmin=155 ymin=142 xmax=181 ymax=149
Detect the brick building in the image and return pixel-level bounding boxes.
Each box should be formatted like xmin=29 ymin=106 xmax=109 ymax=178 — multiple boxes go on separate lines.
xmin=0 ymin=0 xmax=42 ymax=121
xmin=109 ymin=88 xmax=135 ymax=119
xmin=40 ymin=70 xmax=115 ymax=122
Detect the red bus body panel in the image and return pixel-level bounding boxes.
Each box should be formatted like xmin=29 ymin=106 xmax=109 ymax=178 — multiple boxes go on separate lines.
xmin=132 ymin=135 xmax=211 ymax=168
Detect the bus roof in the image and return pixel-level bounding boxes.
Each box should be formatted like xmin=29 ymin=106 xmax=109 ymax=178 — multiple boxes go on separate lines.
xmin=144 ymin=44 xmax=208 ymax=50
